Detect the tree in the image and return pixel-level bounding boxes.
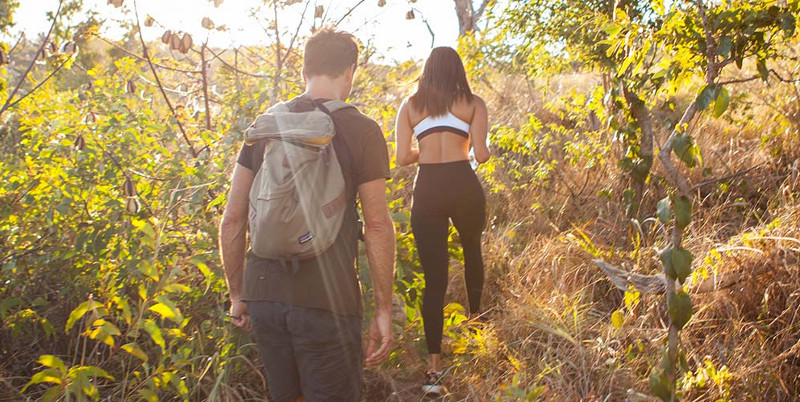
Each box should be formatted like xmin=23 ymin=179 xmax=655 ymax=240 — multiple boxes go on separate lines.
xmin=497 ymin=0 xmax=799 ymax=399
xmin=0 ymin=0 xmax=19 ymax=33
xmin=454 ymin=0 xmax=493 ymax=36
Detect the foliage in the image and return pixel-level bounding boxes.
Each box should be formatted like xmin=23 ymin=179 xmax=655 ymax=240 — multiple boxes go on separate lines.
xmin=0 ymin=0 xmax=19 ymax=33
xmin=2 ymin=0 xmax=800 ymax=400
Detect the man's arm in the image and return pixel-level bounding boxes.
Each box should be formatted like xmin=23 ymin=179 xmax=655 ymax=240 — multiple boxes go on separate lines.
xmin=359 ymin=178 xmax=396 ymax=365
xmin=219 ymin=162 xmax=254 ymax=330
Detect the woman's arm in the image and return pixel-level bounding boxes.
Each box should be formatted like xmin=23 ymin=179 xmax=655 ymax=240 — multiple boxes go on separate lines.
xmin=470 ymin=96 xmax=490 ymax=164
xmin=394 ymin=100 xmax=419 ymax=166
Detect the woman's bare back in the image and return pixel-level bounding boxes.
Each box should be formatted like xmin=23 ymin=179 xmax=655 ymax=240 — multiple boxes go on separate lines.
xmin=407 ymin=96 xmax=483 ymax=164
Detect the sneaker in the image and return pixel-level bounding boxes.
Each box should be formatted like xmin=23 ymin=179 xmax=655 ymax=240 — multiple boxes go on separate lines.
xmin=421 ymin=370 xmax=445 ymax=396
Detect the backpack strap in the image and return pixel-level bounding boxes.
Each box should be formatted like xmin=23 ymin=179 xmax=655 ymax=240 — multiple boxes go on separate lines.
xmin=319 ymin=99 xmax=355 ymax=114
xmin=312 ymin=99 xmax=365 ymax=243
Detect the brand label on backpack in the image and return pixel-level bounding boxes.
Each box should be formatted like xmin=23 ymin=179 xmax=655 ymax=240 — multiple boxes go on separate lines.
xmin=298 ymin=232 xmax=315 ymax=244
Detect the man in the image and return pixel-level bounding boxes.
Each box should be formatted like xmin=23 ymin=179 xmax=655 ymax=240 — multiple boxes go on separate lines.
xmin=219 ymin=29 xmax=396 ymax=401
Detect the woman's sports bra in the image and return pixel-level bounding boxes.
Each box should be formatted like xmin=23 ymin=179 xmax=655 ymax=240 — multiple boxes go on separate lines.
xmin=412 ymin=112 xmax=470 ymax=141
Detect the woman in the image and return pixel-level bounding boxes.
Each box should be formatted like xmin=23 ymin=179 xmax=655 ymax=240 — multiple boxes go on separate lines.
xmin=394 ymin=46 xmax=490 ymax=395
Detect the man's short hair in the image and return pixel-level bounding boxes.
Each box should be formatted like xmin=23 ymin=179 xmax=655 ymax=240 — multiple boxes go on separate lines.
xmin=303 ymin=28 xmax=359 ymax=78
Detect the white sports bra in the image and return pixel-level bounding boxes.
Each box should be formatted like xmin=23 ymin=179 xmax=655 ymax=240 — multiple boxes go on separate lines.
xmin=412 ymin=112 xmax=470 ymax=141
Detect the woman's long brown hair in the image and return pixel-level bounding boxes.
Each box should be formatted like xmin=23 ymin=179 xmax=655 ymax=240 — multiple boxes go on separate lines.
xmin=409 ymin=47 xmax=473 ymax=117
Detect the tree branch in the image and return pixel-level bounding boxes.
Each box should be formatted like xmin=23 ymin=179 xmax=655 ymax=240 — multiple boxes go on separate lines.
xmin=271 ymin=1 xmax=283 ymax=104
xmin=286 ymin=0 xmax=311 ymax=60
xmin=200 ymin=43 xmax=212 ymax=131
xmin=692 ymin=163 xmax=766 ymax=190
xmin=204 ymin=46 xmax=271 ymax=78
xmin=657 ymin=102 xmax=696 ymax=196
xmin=335 ymin=0 xmax=367 ymax=26
xmin=718 ymin=75 xmax=761 ymax=85
xmin=132 ymin=0 xmax=198 ymax=158
xmin=696 ymin=0 xmax=718 ymax=84
xmin=475 ymin=0 xmax=493 ymax=21
xmin=411 ymin=7 xmax=437 ymax=48
xmin=3 ymin=56 xmax=71 ymax=111
xmin=7 ymin=32 xmax=25 ymax=56
xmin=0 ymin=0 xmax=63 ymax=118
xmin=97 ymin=36 xmax=201 ymax=75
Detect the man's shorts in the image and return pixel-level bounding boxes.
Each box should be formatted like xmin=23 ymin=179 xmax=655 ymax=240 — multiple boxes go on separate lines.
xmin=247 ymin=301 xmax=363 ymax=402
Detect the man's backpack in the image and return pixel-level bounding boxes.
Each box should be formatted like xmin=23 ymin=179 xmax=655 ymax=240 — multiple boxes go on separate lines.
xmin=244 ymin=99 xmax=353 ymax=261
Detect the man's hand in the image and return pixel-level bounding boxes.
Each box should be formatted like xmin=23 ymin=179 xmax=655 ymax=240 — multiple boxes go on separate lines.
xmin=365 ymin=308 xmax=393 ymax=366
xmin=229 ymin=300 xmax=251 ymax=332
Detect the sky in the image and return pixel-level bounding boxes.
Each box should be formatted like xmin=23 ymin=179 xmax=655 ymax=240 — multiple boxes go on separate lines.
xmin=7 ymin=0 xmax=470 ymax=62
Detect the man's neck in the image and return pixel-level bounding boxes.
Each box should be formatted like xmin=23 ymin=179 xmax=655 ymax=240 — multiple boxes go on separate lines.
xmin=304 ymin=76 xmax=347 ymax=101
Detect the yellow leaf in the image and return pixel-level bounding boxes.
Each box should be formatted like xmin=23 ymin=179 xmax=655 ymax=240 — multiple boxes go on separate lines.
xmin=121 ymin=343 xmax=148 ymax=362
xmin=611 ymin=309 xmax=624 ymax=329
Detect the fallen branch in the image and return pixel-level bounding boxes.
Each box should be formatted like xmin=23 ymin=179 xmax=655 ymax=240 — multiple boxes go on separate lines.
xmin=594 ymin=247 xmax=785 ymax=295
xmin=692 ymin=162 xmax=766 ymax=190
xmin=594 ymin=259 xmax=666 ymax=294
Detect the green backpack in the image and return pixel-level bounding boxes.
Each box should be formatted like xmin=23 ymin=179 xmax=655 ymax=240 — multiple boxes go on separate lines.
xmin=244 ymin=99 xmax=353 ymax=261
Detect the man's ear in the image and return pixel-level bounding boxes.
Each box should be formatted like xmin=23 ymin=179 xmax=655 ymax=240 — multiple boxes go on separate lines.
xmin=301 ymin=68 xmax=307 ymax=84
xmin=346 ymin=64 xmax=356 ymax=81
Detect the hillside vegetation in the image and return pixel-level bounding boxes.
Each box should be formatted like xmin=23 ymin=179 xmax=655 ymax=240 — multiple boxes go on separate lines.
xmin=2 ymin=0 xmax=800 ymax=401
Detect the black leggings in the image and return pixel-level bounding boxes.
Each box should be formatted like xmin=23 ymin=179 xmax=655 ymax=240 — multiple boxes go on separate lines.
xmin=411 ymin=160 xmax=487 ymax=354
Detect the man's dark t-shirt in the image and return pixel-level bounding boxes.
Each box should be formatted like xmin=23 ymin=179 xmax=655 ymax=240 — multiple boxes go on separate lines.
xmin=237 ymin=96 xmax=390 ymax=317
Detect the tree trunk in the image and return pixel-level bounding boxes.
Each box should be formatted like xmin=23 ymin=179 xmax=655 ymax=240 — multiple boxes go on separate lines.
xmin=453 ymin=0 xmax=491 ymax=37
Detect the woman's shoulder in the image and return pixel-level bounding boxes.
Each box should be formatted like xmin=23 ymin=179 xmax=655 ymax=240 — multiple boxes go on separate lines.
xmin=468 ymin=94 xmax=485 ymax=109
xmin=450 ymin=94 xmax=484 ymax=121
xmin=403 ymin=96 xmax=424 ymax=121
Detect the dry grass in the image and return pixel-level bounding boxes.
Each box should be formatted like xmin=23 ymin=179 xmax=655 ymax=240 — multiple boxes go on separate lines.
xmin=365 ymin=63 xmax=800 ymax=401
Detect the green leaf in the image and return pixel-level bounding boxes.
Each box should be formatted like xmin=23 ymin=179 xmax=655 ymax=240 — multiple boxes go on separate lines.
xmin=143 ymin=319 xmax=165 ymax=349
xmin=76 ymin=365 xmax=113 ymax=380
xmin=696 ymin=84 xmax=718 ymax=111
xmin=671 ymin=247 xmax=694 ymax=284
xmin=658 ymin=348 xmax=671 ymax=373
xmin=611 ymin=310 xmax=624 ymax=329
xmin=668 ymin=291 xmax=693 ymax=330
xmin=149 ymin=303 xmax=176 ymax=321
xmin=660 ymin=247 xmax=677 ymax=280
xmin=38 ymin=355 xmax=66 ymax=373
xmin=649 ymin=369 xmax=671 ymax=401
xmin=656 ymin=197 xmax=671 ymax=223
xmin=714 ymin=86 xmax=730 ymax=118
xmin=673 ymin=195 xmax=692 ymax=228
xmin=121 ymin=342 xmax=149 ymax=362
xmin=139 ymin=388 xmax=160 ymax=402
xmin=672 ymin=133 xmax=696 ymax=168
xmin=679 ymin=349 xmax=690 ymax=372
xmin=757 ymin=58 xmax=769 ymax=82
xmin=148 ymin=295 xmax=183 ymax=324
xmin=23 ymin=369 xmax=63 ymax=392
xmin=0 ymin=297 xmax=21 ymax=319
xmin=602 ymin=22 xmax=623 ymax=37
xmin=42 ymin=385 xmax=63 ymax=402
xmin=131 ymin=218 xmax=156 ymax=240
xmin=632 ymin=158 xmax=651 ymax=182
xmin=779 ymin=13 xmax=796 ymax=38
xmin=163 ymin=283 xmax=191 ymax=293
xmin=88 ymin=319 xmax=121 ymax=347
xmin=69 ymin=367 xmax=97 ymax=401
xmin=65 ymin=301 xmax=90 ymax=333
xmin=717 ymin=36 xmax=732 ymax=58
